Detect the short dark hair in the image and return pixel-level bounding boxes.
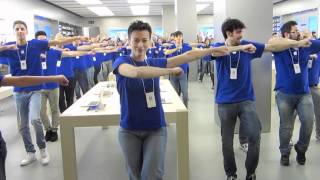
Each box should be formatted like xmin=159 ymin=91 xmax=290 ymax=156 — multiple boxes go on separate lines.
xmin=13 ymin=20 xmax=28 ymax=30
xmin=128 ymin=20 xmax=152 ymax=39
xmin=221 ymin=18 xmax=246 ymax=39
xmin=35 ymin=31 xmax=47 ymax=39
xmin=174 ymin=31 xmax=183 ymax=37
xmin=280 ymin=21 xmax=297 ymax=37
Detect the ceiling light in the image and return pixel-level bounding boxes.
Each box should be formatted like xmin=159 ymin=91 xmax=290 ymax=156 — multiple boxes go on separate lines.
xmin=130 ymin=5 xmax=150 ymax=15
xmin=87 ymin=7 xmax=114 ymax=16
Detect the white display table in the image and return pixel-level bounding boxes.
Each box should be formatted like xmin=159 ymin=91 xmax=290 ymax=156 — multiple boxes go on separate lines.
xmin=60 ymin=80 xmax=189 ymax=180
xmin=0 ymin=86 xmax=13 ymax=100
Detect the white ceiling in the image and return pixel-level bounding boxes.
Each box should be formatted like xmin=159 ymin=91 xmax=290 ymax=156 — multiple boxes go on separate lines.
xmin=43 ymin=0 xmax=214 ymax=17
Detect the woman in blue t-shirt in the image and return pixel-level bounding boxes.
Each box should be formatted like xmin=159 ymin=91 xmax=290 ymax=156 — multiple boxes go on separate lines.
xmin=113 ymin=20 xmax=229 ymax=180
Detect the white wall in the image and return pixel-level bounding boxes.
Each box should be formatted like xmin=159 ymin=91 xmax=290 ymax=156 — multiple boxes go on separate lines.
xmin=0 ymin=0 xmax=83 ymax=41
xmin=83 ymin=15 xmax=213 ymax=37
xmin=273 ymin=0 xmax=318 ymax=16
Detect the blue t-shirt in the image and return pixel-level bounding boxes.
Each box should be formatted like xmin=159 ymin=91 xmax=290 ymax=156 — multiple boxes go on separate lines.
xmin=273 ymin=40 xmax=320 ymax=94
xmin=0 ymin=57 xmax=8 ymax=65
xmin=73 ymin=55 xmax=88 ymax=72
xmin=146 ymin=47 xmax=156 ymax=58
xmin=167 ymin=43 xmax=192 ymax=73
xmin=0 ymin=39 xmax=49 ymax=92
xmin=155 ymin=45 xmax=165 ymax=58
xmin=43 ymin=49 xmax=62 ymax=90
xmin=85 ymin=55 xmax=94 ymax=68
xmin=93 ymin=53 xmax=103 ymax=67
xmin=112 ymin=55 xmax=167 ymax=130
xmin=101 ymin=52 xmax=112 ymax=62
xmin=118 ymin=47 xmax=130 ymax=57
xmin=197 ymin=44 xmax=212 ymax=61
xmin=308 ymin=52 xmax=320 ymax=86
xmin=214 ymin=40 xmax=265 ymax=104
xmin=57 ymin=44 xmax=76 ymax=78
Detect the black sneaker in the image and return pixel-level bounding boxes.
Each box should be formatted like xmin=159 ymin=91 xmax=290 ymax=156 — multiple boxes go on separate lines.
xmin=294 ymin=144 xmax=306 ymax=165
xmin=51 ymin=131 xmax=58 ymax=142
xmin=246 ymin=173 xmax=256 ymax=180
xmin=45 ymin=131 xmax=52 ymax=142
xmin=227 ymin=175 xmax=237 ymax=180
xmin=280 ymin=154 xmax=290 ymax=166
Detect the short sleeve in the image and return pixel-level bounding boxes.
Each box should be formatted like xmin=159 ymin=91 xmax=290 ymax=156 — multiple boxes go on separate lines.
xmin=247 ymin=41 xmax=265 ymax=59
xmin=112 ymin=56 xmax=131 ymax=75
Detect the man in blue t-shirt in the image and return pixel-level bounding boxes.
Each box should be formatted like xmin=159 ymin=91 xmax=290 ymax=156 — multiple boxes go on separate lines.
xmin=113 ymin=20 xmax=229 ymax=180
xmin=273 ymin=21 xmax=320 ymax=167
xmin=36 ymin=31 xmax=94 ymax=142
xmin=213 ymin=18 xmax=312 ymax=180
xmin=0 ymin=20 xmax=89 ymax=167
xmin=164 ymin=31 xmax=192 ymax=107
xmin=0 ymin=72 xmax=68 ymax=180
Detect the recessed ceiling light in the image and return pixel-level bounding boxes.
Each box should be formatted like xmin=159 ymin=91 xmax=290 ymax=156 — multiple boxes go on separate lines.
xmin=87 ymin=7 xmax=114 ymax=16
xmin=130 ymin=5 xmax=150 ymax=15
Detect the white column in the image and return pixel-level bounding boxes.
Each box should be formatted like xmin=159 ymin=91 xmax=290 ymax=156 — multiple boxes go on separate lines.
xmin=175 ymin=0 xmax=198 ymax=81
xmin=162 ymin=5 xmax=176 ymax=38
xmin=213 ymin=0 xmax=273 ymax=133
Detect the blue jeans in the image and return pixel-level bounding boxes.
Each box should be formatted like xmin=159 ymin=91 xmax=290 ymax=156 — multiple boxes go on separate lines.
xmin=74 ymin=69 xmax=89 ymax=99
xmin=218 ymin=100 xmax=261 ymax=176
xmin=87 ymin=66 xmax=95 ymax=89
xmin=170 ymin=73 xmax=188 ymax=107
xmin=276 ymin=91 xmax=314 ymax=155
xmin=14 ymin=91 xmax=46 ymax=153
xmin=118 ymin=127 xmax=167 ymax=180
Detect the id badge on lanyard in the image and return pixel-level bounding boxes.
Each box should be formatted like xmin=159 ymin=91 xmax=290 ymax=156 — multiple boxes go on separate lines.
xmin=308 ymin=59 xmax=313 ymax=69
xmin=230 ymin=68 xmax=237 ymax=80
xmin=146 ymin=92 xmax=156 ymax=108
xmin=18 ymin=45 xmax=28 ymax=70
xmin=93 ymin=57 xmax=97 ymax=61
xmin=42 ymin=62 xmax=47 ymax=70
xmin=20 ymin=60 xmax=27 ymax=70
xmin=293 ymin=63 xmax=301 ymax=74
xmin=57 ymin=60 xmax=62 ymax=67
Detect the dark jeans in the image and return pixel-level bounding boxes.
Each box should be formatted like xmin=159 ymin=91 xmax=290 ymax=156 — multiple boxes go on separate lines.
xmin=59 ymin=77 xmax=75 ymax=113
xmin=199 ymin=60 xmax=214 ymax=87
xmin=94 ymin=65 xmax=101 ymax=85
xmin=276 ymin=91 xmax=314 ymax=155
xmin=0 ymin=131 xmax=7 ymax=180
xmin=74 ymin=69 xmax=89 ymax=99
xmin=218 ymin=100 xmax=261 ymax=176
